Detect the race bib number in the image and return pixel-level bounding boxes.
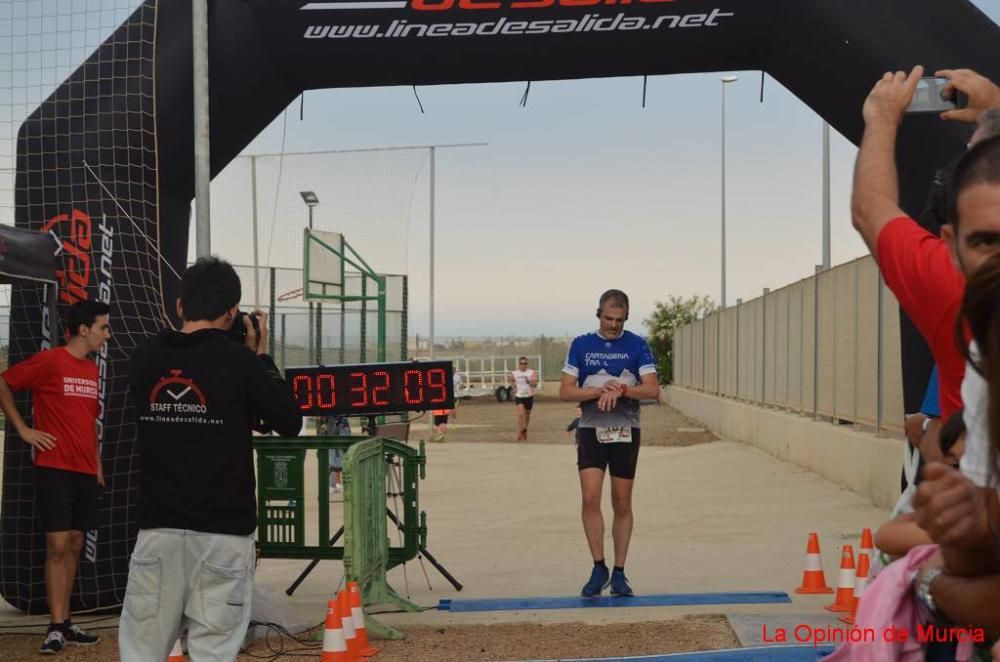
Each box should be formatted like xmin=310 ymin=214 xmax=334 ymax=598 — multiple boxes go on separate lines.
xmin=596 ymin=427 xmax=632 ymax=444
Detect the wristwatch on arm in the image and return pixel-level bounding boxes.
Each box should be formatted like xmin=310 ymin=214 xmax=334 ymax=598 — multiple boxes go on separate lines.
xmin=914 ymin=567 xmax=946 ymax=623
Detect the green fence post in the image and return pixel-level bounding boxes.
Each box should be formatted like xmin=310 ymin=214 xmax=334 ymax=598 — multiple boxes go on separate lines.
xmin=377 ymin=275 xmax=386 ymax=363
xmin=401 ymin=275 xmax=408 ymax=361
xmin=360 ymin=278 xmax=367 ymax=362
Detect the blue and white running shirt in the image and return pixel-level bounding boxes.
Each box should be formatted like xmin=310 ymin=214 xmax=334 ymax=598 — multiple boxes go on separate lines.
xmin=563 ymin=330 xmax=657 ymax=429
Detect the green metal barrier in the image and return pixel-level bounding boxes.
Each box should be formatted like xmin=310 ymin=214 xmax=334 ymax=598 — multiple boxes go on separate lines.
xmin=253 ymin=436 xmax=426 ymax=565
xmin=343 ymin=439 xmax=420 ymax=639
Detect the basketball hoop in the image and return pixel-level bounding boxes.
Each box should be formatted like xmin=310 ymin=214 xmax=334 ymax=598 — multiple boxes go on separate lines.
xmin=277 ymin=287 xmax=303 ymax=302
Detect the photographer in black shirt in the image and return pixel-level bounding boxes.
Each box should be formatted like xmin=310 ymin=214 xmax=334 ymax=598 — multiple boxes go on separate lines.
xmin=119 ymin=257 xmax=302 ymax=662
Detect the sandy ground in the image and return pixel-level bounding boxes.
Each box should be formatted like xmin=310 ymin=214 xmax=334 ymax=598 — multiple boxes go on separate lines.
xmin=436 ymin=386 xmax=718 ymax=447
xmin=0 ymin=385 xmax=892 ymax=660
xmin=0 ymin=615 xmax=739 ymax=661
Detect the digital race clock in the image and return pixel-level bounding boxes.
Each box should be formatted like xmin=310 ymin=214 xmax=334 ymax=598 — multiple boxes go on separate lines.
xmin=285 ymin=361 xmax=455 ymax=416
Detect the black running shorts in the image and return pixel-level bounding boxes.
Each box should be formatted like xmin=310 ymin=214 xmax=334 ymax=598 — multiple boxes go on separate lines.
xmin=576 ymin=428 xmax=641 ymax=479
xmin=515 ymin=396 xmax=534 ymax=410
xmin=34 ymin=466 xmax=99 ymax=533
xmin=433 ymin=414 xmax=449 ymax=426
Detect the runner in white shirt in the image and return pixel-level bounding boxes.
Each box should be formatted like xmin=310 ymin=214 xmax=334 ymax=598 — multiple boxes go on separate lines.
xmin=509 ymin=357 xmax=538 ymax=441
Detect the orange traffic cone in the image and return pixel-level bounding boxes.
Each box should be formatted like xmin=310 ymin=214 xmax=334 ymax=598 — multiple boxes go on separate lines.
xmin=824 ymin=545 xmax=856 ymax=612
xmin=794 ymin=532 xmax=833 ymax=594
xmin=167 ymin=638 xmax=185 ymax=662
xmin=348 ymin=581 xmax=379 ymax=657
xmin=859 ymin=527 xmax=875 ymax=568
xmin=339 ymin=590 xmax=361 ymax=661
xmin=840 ymin=552 xmax=870 ymax=625
xmin=322 ymin=599 xmax=350 ymax=662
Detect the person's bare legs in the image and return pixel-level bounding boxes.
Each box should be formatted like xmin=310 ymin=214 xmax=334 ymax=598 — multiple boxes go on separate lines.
xmin=609 ymin=477 xmax=634 ymax=567
xmin=45 ymin=531 xmax=73 ymax=624
xmin=516 ymin=404 xmax=526 ymax=440
xmin=64 ymin=531 xmax=83 ymax=615
xmin=579 ymin=468 xmax=605 ymax=560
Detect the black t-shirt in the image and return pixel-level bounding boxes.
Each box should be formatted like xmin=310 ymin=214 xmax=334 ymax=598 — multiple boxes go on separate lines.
xmin=129 ymin=329 xmax=302 ymax=535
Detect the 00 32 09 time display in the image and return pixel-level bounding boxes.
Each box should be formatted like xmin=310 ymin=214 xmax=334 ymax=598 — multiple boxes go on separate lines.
xmin=285 ymin=361 xmax=455 ymax=416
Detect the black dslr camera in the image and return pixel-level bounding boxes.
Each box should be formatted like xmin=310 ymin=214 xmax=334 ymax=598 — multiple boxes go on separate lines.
xmin=227 ymin=310 xmax=261 ymax=345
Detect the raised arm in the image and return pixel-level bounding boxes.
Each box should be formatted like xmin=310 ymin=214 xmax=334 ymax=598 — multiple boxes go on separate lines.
xmin=851 ymin=66 xmax=923 ymax=258
xmin=244 ymin=354 xmax=303 ymax=438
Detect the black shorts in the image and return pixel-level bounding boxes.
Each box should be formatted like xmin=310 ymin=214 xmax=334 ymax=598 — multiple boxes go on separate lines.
xmin=35 ymin=467 xmax=99 ymax=533
xmin=515 ymin=397 xmax=534 ymax=410
xmin=576 ymin=428 xmax=640 ymax=479
xmin=433 ymin=414 xmax=449 ymax=426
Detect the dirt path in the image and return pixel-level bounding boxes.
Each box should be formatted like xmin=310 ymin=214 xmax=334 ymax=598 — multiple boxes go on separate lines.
xmin=0 ymin=615 xmax=739 ymax=662
xmin=428 ymin=384 xmax=717 ymax=447
xmin=238 ymin=616 xmax=740 ymax=661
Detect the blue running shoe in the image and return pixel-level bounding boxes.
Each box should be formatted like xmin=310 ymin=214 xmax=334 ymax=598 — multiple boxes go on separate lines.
xmin=581 ymin=565 xmax=610 ymax=597
xmin=610 ymin=569 xmax=634 ymax=597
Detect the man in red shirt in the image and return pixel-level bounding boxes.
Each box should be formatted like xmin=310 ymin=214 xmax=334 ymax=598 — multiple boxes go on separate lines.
xmin=853 ymin=66 xmax=1000 ymax=636
xmin=853 ymin=67 xmax=1000 ymax=418
xmin=0 ymin=300 xmax=110 ymax=654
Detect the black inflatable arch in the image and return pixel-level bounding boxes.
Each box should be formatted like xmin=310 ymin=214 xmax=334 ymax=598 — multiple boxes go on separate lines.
xmin=6 ymin=0 xmax=1000 ymax=612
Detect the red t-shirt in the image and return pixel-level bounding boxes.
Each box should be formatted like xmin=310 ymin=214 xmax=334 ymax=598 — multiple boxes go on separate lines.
xmin=876 ymin=217 xmax=966 ymax=418
xmin=2 ymin=347 xmax=99 ymax=475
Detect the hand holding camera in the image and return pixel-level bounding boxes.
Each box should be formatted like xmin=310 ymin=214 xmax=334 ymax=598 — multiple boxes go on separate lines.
xmin=933 ymin=68 xmax=1000 ymax=123
xmin=229 ymin=309 xmax=269 ymax=355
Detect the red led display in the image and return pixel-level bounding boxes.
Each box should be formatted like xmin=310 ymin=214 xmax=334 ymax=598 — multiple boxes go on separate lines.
xmin=287 ymin=361 xmax=455 ymax=416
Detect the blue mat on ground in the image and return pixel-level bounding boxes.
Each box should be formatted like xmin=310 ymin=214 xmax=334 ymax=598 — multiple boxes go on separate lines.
xmin=437 ymin=591 xmax=791 ymax=612
xmin=506 ymin=645 xmax=835 ymax=661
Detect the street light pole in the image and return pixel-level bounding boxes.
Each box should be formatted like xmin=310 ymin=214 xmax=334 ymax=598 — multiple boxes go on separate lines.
xmin=429 ymin=146 xmax=435 ymax=359
xmin=193 ymin=0 xmax=211 ymax=258
xmin=822 ymin=121 xmax=831 ymax=271
xmin=425 ymin=142 xmax=489 ymax=360
xmin=721 ymin=76 xmax=738 ymax=309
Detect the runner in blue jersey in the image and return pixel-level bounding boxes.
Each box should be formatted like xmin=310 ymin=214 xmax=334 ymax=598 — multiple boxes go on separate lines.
xmin=560 ymin=289 xmax=659 ymax=597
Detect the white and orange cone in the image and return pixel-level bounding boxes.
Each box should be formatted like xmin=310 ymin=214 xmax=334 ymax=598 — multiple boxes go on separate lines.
xmin=824 ymin=545 xmax=856 ymax=612
xmin=794 ymin=532 xmax=833 ymax=594
xmin=840 ymin=552 xmax=870 ymax=625
xmin=339 ymin=589 xmax=361 ymax=661
xmin=859 ymin=527 xmax=875 ymax=568
xmin=321 ymin=599 xmax=350 ymax=662
xmin=348 ymin=581 xmax=379 ymax=657
xmin=167 ymin=638 xmax=185 ymax=662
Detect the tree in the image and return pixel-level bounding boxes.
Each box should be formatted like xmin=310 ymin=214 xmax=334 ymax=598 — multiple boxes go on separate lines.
xmin=643 ymin=295 xmax=716 ymax=384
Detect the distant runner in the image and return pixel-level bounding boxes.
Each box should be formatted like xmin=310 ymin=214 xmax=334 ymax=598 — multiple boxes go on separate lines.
xmin=510 ymin=356 xmax=538 ymax=441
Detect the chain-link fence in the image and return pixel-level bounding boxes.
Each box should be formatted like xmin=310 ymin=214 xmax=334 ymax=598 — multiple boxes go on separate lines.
xmin=672 ymin=255 xmax=905 ymax=436
xmin=418 ymin=335 xmax=571 ymax=382
xmin=232 ymin=265 xmax=408 ymax=372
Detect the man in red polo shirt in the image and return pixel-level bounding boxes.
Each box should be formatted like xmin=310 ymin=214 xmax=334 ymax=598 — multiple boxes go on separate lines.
xmin=0 ymin=300 xmax=111 ymax=654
